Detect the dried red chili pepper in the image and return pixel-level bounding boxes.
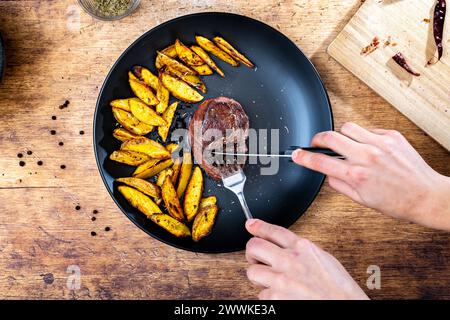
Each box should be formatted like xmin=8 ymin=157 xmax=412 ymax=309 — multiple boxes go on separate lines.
xmin=433 ymin=0 xmax=446 ymax=61
xmin=392 ymin=53 xmax=421 ymax=76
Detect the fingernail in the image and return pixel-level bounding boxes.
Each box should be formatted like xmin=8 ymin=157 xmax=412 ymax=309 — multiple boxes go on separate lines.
xmin=246 ymin=219 xmax=257 ymax=229
xmin=291 ymin=149 xmax=302 ymax=161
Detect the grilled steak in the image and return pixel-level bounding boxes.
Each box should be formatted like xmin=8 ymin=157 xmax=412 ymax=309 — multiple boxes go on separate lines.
xmin=189 ymin=97 xmax=249 ymax=181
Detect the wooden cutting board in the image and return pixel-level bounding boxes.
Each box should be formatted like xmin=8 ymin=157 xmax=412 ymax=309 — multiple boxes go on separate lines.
xmin=328 ymin=0 xmax=450 ymax=151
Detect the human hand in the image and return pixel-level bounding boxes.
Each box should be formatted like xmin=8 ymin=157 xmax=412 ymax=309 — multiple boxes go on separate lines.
xmin=245 ymin=219 xmax=369 ymax=300
xmin=292 ymin=123 xmax=450 ymax=231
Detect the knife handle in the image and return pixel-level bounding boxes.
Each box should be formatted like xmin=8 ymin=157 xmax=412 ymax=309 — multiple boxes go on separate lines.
xmin=285 ymin=147 xmax=344 ymax=160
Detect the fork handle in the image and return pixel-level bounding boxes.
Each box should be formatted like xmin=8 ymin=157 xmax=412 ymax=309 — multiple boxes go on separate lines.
xmin=236 ymin=191 xmax=253 ymax=220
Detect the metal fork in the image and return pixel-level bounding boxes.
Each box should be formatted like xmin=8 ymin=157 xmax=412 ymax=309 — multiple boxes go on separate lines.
xmin=221 ymin=168 xmax=253 ymax=220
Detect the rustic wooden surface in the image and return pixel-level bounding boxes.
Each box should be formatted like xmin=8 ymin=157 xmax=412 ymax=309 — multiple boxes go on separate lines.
xmin=329 ymin=0 xmax=450 ymax=151
xmin=0 ymin=0 xmax=449 ymax=300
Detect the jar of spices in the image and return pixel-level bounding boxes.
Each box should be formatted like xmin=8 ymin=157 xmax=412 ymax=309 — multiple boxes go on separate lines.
xmin=78 ymin=0 xmax=140 ymax=21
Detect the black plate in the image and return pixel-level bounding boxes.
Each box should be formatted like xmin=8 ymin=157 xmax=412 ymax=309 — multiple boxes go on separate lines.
xmin=0 ymin=33 xmax=4 ymax=80
xmin=94 ymin=12 xmax=333 ymax=253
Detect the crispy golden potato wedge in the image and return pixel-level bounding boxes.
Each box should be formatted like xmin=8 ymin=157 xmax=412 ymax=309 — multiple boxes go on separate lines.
xmin=176 ymin=151 xmax=193 ymax=197
xmin=191 ymin=45 xmax=225 ymax=77
xmin=171 ymin=157 xmax=182 ymax=185
xmin=156 ymin=77 xmax=170 ymax=114
xmin=166 ymin=143 xmax=179 ymax=154
xmin=192 ymin=64 xmax=214 ymax=76
xmin=133 ymin=159 xmax=173 ymax=179
xmin=175 ymin=39 xmax=205 ymax=66
xmin=116 ymin=177 xmax=161 ymax=201
xmin=162 ymin=178 xmax=185 ymax=222
xmin=158 ymin=101 xmax=178 ymax=142
xmin=166 ymin=67 xmax=207 ymax=94
xmin=132 ymin=66 xmax=159 ymax=91
xmin=192 ymin=204 xmax=218 ymax=242
xmin=112 ymin=107 xmax=154 ymax=135
xmin=121 ymin=137 xmax=170 ymax=159
xmin=113 ymin=128 xmax=140 ymax=142
xmin=161 ymin=44 xmax=177 ymax=58
xmin=195 ymin=36 xmax=239 ymax=67
xmin=213 ymin=37 xmax=255 ymax=68
xmin=160 ymin=72 xmax=203 ymax=103
xmin=118 ymin=186 xmax=190 ymax=237
xmin=110 ymin=150 xmax=150 ymax=166
xmin=156 ymin=51 xmax=196 ymax=76
xmin=128 ymin=71 xmax=139 ymax=82
xmin=129 ymin=98 xmax=166 ymax=126
xmin=111 ymin=98 xmax=131 ymax=112
xmin=156 ymin=168 xmax=173 ymax=187
xmin=184 ymin=166 xmax=204 ymax=222
xmin=200 ymin=196 xmax=217 ymax=209
xmin=129 ymin=79 xmax=159 ymax=106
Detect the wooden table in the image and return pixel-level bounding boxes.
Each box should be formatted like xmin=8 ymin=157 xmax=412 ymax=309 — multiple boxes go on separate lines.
xmin=0 ymin=0 xmax=449 ymax=300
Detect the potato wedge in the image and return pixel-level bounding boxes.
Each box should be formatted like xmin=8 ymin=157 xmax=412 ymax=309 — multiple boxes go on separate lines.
xmin=166 ymin=67 xmax=207 ymax=94
xmin=175 ymin=39 xmax=205 ymax=66
xmin=176 ymin=151 xmax=193 ymax=197
xmin=110 ymin=98 xmax=131 ymax=112
xmin=116 ymin=177 xmax=161 ymax=201
xmin=110 ymin=150 xmax=150 ymax=166
xmin=156 ymin=77 xmax=170 ymax=114
xmin=113 ymin=128 xmax=140 ymax=142
xmin=158 ymin=101 xmax=178 ymax=142
xmin=171 ymin=157 xmax=182 ymax=185
xmin=161 ymin=44 xmax=177 ymax=58
xmin=213 ymin=36 xmax=255 ymax=68
xmin=192 ymin=64 xmax=213 ymax=76
xmin=121 ymin=137 xmax=170 ymax=159
xmin=191 ymin=45 xmax=225 ymax=77
xmin=162 ymin=178 xmax=185 ymax=222
xmin=118 ymin=186 xmax=190 ymax=237
xmin=129 ymin=79 xmax=159 ymax=106
xmin=166 ymin=143 xmax=179 ymax=154
xmin=200 ymin=196 xmax=217 ymax=209
xmin=184 ymin=167 xmax=204 ymax=222
xmin=192 ymin=204 xmax=218 ymax=242
xmin=129 ymin=98 xmax=166 ymax=126
xmin=160 ymin=72 xmax=203 ymax=103
xmin=156 ymin=168 xmax=173 ymax=187
xmin=156 ymin=51 xmax=196 ymax=76
xmin=133 ymin=159 xmax=173 ymax=179
xmin=195 ymin=36 xmax=239 ymax=67
xmin=112 ymin=107 xmax=154 ymax=135
xmin=132 ymin=66 xmax=159 ymax=91
xmin=128 ymin=71 xmax=139 ymax=82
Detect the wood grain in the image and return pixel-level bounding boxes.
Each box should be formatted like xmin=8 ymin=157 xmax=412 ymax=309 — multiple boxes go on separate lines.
xmin=0 ymin=0 xmax=449 ymax=300
xmin=328 ymin=0 xmax=450 ymax=151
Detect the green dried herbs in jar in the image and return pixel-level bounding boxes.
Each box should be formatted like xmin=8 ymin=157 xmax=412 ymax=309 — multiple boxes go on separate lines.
xmin=78 ymin=0 xmax=140 ymax=21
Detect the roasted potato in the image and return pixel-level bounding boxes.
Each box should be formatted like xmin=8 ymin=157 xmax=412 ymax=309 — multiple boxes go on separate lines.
xmin=116 ymin=177 xmax=161 ymax=202
xmin=213 ymin=37 xmax=255 ymax=68
xmin=195 ymin=36 xmax=239 ymax=67
xmin=192 ymin=204 xmax=218 ymax=242
xmin=171 ymin=157 xmax=182 ymax=185
xmin=162 ymin=178 xmax=185 ymax=222
xmin=166 ymin=67 xmax=207 ymax=94
xmin=129 ymin=79 xmax=159 ymax=106
xmin=133 ymin=159 xmax=173 ymax=179
xmin=175 ymin=39 xmax=205 ymax=66
xmin=132 ymin=66 xmax=159 ymax=90
xmin=176 ymin=151 xmax=193 ymax=197
xmin=166 ymin=143 xmax=179 ymax=154
xmin=156 ymin=51 xmax=196 ymax=76
xmin=184 ymin=166 xmax=204 ymax=222
xmin=110 ymin=150 xmax=150 ymax=166
xmin=118 ymin=186 xmax=190 ymax=237
xmin=191 ymin=45 xmax=225 ymax=77
xmin=111 ymin=98 xmax=131 ymax=112
xmin=200 ymin=196 xmax=217 ymax=209
xmin=192 ymin=64 xmax=213 ymax=76
xmin=156 ymin=77 xmax=170 ymax=114
xmin=121 ymin=137 xmax=170 ymax=159
xmin=161 ymin=44 xmax=177 ymax=58
xmin=160 ymin=72 xmax=203 ymax=103
xmin=156 ymin=168 xmax=173 ymax=187
xmin=128 ymin=71 xmax=139 ymax=82
xmin=129 ymin=98 xmax=166 ymax=126
xmin=158 ymin=101 xmax=178 ymax=142
xmin=113 ymin=128 xmax=140 ymax=142
xmin=112 ymin=107 xmax=154 ymax=135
